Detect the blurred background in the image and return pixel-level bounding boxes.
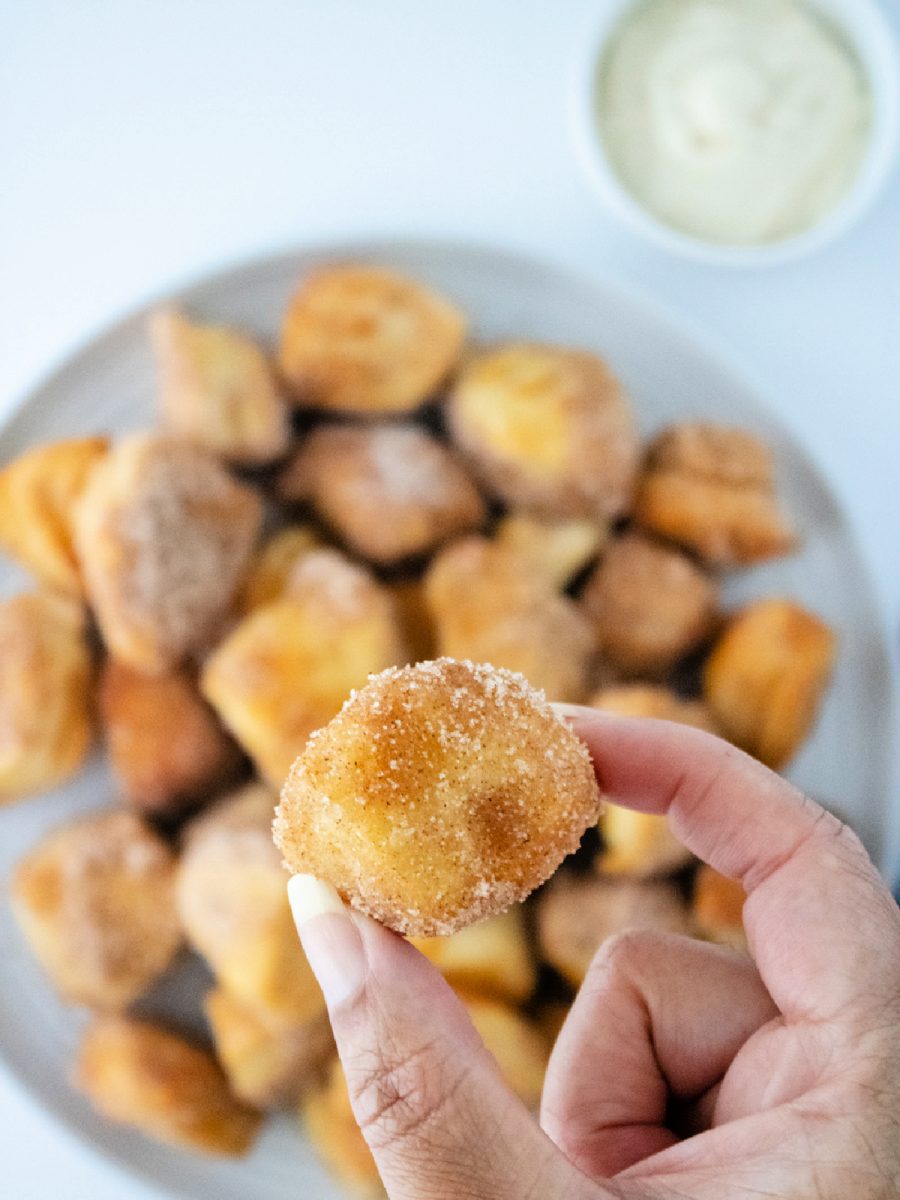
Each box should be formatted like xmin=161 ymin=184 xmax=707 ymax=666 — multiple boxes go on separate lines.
xmin=1 ymin=3 xmax=898 ymax=1197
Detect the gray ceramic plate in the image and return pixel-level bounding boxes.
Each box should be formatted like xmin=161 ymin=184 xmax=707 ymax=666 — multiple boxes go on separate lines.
xmin=0 ymin=241 xmax=895 ymax=1200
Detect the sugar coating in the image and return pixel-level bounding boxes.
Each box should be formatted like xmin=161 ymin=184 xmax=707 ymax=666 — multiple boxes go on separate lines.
xmin=278 ymin=423 xmax=485 ymax=566
xmin=274 ymin=658 xmax=602 ymax=936
xmin=75 ymin=435 xmax=262 ymax=672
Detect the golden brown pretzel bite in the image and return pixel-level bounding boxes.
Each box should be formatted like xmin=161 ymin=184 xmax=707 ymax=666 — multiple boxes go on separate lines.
xmin=275 ymin=658 xmax=602 ymax=936
xmin=75 ymin=435 xmax=262 ymax=674
xmin=280 ymin=265 xmax=466 ymax=415
xmin=0 ymin=591 xmax=94 ymax=802
xmin=11 ymin=810 xmax=181 ymax=1010
xmin=580 ymin=532 xmax=718 ymax=678
xmin=0 ymin=436 xmax=108 ymax=595
xmin=634 ymin=422 xmax=795 ymax=565
xmin=278 ymin=423 xmax=485 ymax=565
xmin=449 ymin=342 xmax=639 ymax=519
xmin=151 ymin=308 xmax=290 ymax=466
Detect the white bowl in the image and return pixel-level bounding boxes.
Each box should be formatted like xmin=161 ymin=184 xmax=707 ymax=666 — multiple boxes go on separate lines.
xmin=570 ymin=0 xmax=900 ymax=266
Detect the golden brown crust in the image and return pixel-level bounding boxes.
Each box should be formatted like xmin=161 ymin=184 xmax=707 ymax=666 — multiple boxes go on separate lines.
xmin=0 ymin=436 xmax=109 ymax=595
xmin=274 ymin=658 xmax=603 ymax=937
xmin=177 ymin=784 xmax=326 ymax=1026
xmin=74 ymin=435 xmax=263 ymax=674
xmin=234 ymin=525 xmax=322 ymax=616
xmin=0 ymin=591 xmax=94 ymax=802
xmin=535 ymin=873 xmax=693 ymax=987
xmin=100 ymin=660 xmax=244 ymax=818
xmin=494 ymin=513 xmax=606 ymax=590
xmin=278 ymin=424 xmax=486 ymax=565
xmin=151 ymin=309 xmax=290 ymax=466
xmin=580 ymin=533 xmax=718 ymax=678
xmin=425 ymin=536 xmax=595 ymax=703
xmin=75 ymin=1017 xmax=261 ymax=1156
xmin=703 ymin=598 xmax=836 ymax=769
xmin=201 ymin=550 xmax=405 ymax=783
xmin=205 ymin=987 xmax=334 ymax=1109
xmin=410 ymin=907 xmax=536 ymax=1005
xmin=302 ymin=1060 xmax=385 ymax=1198
xmin=279 ymin=265 xmax=466 ymax=415
xmin=635 ymin=423 xmax=795 ymax=565
xmin=11 ymin=810 xmax=181 ymax=1009
xmin=448 ymin=343 xmax=639 ymax=519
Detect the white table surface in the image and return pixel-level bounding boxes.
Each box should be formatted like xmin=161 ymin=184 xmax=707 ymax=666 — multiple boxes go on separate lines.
xmin=1 ymin=2 xmax=898 ymax=1196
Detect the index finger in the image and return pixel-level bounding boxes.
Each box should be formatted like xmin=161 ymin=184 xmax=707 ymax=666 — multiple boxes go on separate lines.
xmin=560 ymin=707 xmax=900 ymax=1022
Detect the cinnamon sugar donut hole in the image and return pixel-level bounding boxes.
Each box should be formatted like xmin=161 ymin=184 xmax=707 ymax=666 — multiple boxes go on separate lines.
xmin=274 ymin=658 xmax=602 ymax=936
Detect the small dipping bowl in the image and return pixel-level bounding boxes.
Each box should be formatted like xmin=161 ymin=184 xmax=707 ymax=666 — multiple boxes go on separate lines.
xmin=570 ymin=0 xmax=900 ymax=266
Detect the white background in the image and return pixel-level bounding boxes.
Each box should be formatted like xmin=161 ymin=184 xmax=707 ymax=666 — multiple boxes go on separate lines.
xmin=1 ymin=2 xmax=898 ymax=1196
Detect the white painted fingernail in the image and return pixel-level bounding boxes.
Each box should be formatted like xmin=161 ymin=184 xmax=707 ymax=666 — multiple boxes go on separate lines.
xmin=552 ymin=702 xmax=603 ymax=722
xmin=287 ymin=875 xmax=366 ymax=1010
xmin=288 ymin=874 xmax=345 ymax=922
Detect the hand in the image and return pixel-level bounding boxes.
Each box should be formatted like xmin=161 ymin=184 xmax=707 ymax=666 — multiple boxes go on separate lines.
xmin=288 ymin=711 xmax=900 ymax=1199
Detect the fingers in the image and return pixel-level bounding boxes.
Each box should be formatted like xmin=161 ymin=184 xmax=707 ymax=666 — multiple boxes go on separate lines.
xmin=288 ymin=876 xmax=597 ymax=1200
xmin=541 ymin=932 xmax=776 ymax=1178
xmin=560 ymin=709 xmax=900 ymax=1021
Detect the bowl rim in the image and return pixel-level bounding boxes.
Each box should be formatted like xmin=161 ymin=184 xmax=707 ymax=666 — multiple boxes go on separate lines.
xmin=569 ymin=0 xmax=900 ymax=267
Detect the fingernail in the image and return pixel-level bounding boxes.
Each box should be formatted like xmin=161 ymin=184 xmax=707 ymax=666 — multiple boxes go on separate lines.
xmin=287 ymin=875 xmax=366 ymax=1009
xmin=552 ymin=702 xmax=600 ymax=722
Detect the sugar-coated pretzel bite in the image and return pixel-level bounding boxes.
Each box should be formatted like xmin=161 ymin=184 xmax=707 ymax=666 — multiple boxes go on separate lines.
xmin=278 ymin=423 xmax=486 ymax=566
xmin=205 ymin=987 xmax=334 ymax=1109
xmin=274 ymin=658 xmax=602 ymax=937
xmin=634 ymin=422 xmax=795 ymax=565
xmin=177 ymin=784 xmax=326 ymax=1027
xmin=100 ymin=659 xmax=244 ymax=818
xmin=75 ymin=1017 xmax=261 ymax=1156
xmin=11 ymin=810 xmax=181 ymax=1010
xmin=74 ymin=435 xmax=263 ymax=674
xmin=202 ymin=549 xmax=405 ymax=784
xmin=0 ymin=591 xmax=94 ymax=803
xmin=279 ymin=265 xmax=466 ymax=416
xmin=425 ymin=536 xmax=595 ymax=702
xmin=234 ymin=525 xmax=322 ymax=616
xmin=449 ymin=342 xmax=639 ymax=519
xmin=704 ymin=598 xmax=836 ymax=769
xmin=410 ymin=907 xmax=536 ymax=1005
xmin=151 ymin=308 xmax=290 ymax=466
xmin=0 ymin=436 xmax=108 ymax=595
xmin=536 ymin=873 xmax=693 ymax=988
xmin=580 ymin=532 xmax=718 ymax=678
xmin=494 ymin=512 xmax=606 ymax=590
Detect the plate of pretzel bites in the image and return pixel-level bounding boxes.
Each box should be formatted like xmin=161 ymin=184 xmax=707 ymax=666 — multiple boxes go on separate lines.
xmin=0 ymin=241 xmax=895 ymax=1200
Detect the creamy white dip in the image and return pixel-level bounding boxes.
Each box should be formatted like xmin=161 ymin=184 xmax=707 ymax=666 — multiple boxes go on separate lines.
xmin=597 ymin=0 xmax=871 ymax=244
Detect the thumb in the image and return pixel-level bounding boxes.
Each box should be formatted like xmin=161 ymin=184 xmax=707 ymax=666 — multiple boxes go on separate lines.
xmin=288 ymin=876 xmax=594 ymax=1200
